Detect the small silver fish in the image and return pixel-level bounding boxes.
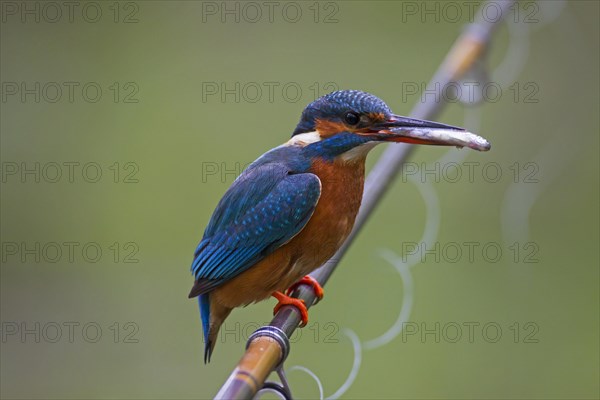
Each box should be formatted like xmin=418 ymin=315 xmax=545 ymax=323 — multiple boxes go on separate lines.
xmin=388 ymin=127 xmax=491 ymax=151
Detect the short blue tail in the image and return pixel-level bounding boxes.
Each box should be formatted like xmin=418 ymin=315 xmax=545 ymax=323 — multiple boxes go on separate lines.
xmin=198 ymin=293 xmax=212 ymax=363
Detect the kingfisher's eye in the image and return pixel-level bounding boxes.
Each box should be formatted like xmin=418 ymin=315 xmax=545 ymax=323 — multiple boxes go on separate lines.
xmin=344 ymin=112 xmax=360 ymax=126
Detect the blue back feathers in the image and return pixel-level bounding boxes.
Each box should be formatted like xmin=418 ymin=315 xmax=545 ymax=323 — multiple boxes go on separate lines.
xmin=190 ymin=157 xmax=321 ymax=293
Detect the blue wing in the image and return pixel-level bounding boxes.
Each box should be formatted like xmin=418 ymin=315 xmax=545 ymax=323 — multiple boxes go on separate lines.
xmin=189 ymin=162 xmax=321 ymax=297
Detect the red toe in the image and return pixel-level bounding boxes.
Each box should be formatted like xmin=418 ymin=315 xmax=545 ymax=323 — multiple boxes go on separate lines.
xmin=272 ymin=291 xmax=308 ymax=327
xmin=286 ymin=275 xmax=324 ymax=300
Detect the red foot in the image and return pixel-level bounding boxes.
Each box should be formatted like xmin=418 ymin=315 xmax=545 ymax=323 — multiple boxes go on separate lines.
xmin=286 ymin=275 xmax=324 ymax=302
xmin=272 ymin=291 xmax=308 ymax=327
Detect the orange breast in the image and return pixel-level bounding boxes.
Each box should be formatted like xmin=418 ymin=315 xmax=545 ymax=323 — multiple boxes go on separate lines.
xmin=212 ymin=157 xmax=367 ymax=309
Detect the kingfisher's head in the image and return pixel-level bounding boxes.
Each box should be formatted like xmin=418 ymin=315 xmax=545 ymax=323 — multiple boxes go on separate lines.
xmin=291 ymin=90 xmax=489 ymax=160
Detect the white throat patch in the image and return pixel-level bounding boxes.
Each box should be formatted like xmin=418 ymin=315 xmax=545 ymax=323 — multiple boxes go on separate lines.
xmin=286 ymin=131 xmax=321 ymax=146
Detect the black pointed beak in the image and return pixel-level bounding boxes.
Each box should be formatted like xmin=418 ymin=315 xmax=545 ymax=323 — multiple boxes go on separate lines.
xmin=370 ymin=114 xmax=491 ymax=151
xmin=378 ymin=115 xmax=466 ymax=131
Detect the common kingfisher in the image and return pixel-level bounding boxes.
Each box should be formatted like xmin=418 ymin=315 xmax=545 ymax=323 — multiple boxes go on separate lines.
xmin=189 ymin=90 xmax=490 ymax=362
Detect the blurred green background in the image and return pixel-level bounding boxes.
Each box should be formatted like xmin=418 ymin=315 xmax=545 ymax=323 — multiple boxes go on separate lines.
xmin=1 ymin=1 xmax=598 ymax=399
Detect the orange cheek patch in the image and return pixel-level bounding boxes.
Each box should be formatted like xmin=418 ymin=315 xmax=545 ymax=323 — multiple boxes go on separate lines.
xmin=367 ymin=112 xmax=386 ymax=122
xmin=315 ymin=118 xmax=348 ymax=137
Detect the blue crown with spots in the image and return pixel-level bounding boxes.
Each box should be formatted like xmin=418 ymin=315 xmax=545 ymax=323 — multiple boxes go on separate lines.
xmin=292 ymin=90 xmax=393 ymax=136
